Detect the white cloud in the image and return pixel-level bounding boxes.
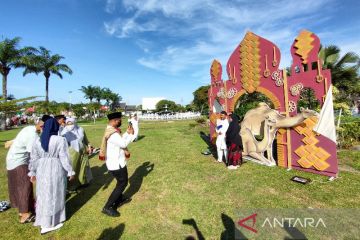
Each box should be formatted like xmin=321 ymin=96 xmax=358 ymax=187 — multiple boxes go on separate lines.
xmin=104 ymin=0 xmax=359 ymax=77
xmin=105 ymin=0 xmax=117 ymax=13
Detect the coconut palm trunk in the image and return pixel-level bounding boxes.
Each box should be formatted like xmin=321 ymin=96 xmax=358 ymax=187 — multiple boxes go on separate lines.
xmin=1 ymin=67 xmax=10 ymax=100
xmin=45 ymin=72 xmax=50 ymax=103
xmin=2 ymin=74 xmax=7 ymax=100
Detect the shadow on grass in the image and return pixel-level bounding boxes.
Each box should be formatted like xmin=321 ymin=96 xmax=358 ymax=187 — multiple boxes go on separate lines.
xmin=136 ymin=135 xmax=145 ymax=141
xmin=284 ymin=221 xmax=307 ymax=240
xmin=97 ymin=223 xmax=125 ymax=240
xmin=199 ymin=131 xmax=217 ymax=159
xmin=182 ymin=214 xmax=248 ymax=240
xmin=221 ymin=213 xmax=248 ymax=240
xmin=66 ymin=163 xmax=113 ymax=219
xmin=183 ymin=218 xmax=205 ymax=240
xmin=124 ymin=161 xmax=154 ymax=199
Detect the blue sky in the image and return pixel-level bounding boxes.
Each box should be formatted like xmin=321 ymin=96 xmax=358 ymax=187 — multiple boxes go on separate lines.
xmin=1 ymin=0 xmax=359 ymax=105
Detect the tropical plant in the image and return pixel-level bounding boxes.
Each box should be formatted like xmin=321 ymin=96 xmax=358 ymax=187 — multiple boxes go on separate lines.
xmin=71 ymin=103 xmax=87 ymax=118
xmin=0 ymin=96 xmax=38 ymax=129
xmin=23 ymin=46 xmax=73 ymax=104
xmin=109 ymin=92 xmax=122 ymax=111
xmin=192 ymin=85 xmax=210 ymax=114
xmin=0 ymin=37 xmax=36 ymax=100
xmin=80 ymin=85 xmax=96 ymax=103
xmin=93 ymin=86 xmax=103 ymax=104
xmin=101 ymin=87 xmax=113 ymax=106
xmin=319 ymin=45 xmax=360 ymax=105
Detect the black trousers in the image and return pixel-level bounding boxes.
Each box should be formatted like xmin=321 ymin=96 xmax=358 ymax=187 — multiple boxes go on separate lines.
xmin=104 ymin=166 xmax=128 ymax=209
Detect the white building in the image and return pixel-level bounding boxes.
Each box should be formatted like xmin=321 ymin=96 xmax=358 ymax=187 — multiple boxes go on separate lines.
xmin=142 ymin=97 xmax=165 ymax=111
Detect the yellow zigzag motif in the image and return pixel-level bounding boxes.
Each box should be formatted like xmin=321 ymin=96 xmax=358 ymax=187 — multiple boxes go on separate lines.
xmin=211 ymin=60 xmax=221 ymax=81
xmin=294 ymin=116 xmax=331 ymax=171
xmin=294 ymin=30 xmax=314 ymax=64
xmin=239 ymin=32 xmax=261 ymax=93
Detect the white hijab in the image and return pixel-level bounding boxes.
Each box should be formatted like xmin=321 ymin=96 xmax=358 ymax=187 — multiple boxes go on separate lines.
xmin=62 ymin=117 xmax=85 ymax=152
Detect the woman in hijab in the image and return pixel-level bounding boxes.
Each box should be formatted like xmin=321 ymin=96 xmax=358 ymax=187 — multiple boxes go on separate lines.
xmin=226 ymin=113 xmax=243 ymax=169
xmin=62 ymin=117 xmax=92 ymax=191
xmin=28 ymin=118 xmax=74 ymax=234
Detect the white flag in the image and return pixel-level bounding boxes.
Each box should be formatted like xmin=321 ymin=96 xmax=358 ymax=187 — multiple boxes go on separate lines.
xmin=313 ymin=85 xmax=337 ymax=143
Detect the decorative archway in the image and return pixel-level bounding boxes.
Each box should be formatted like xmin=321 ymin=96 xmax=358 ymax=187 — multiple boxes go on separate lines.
xmin=208 ymin=30 xmax=338 ymax=177
xmin=229 ymin=87 xmax=281 ymax=112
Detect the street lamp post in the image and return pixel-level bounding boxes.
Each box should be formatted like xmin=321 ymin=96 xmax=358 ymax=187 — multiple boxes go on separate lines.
xmin=69 ymin=91 xmax=72 ymax=110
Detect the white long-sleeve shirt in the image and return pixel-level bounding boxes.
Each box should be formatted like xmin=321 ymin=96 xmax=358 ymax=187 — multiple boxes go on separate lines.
xmin=105 ymin=128 xmax=134 ymax=170
xmin=215 ymin=119 xmax=229 ymax=149
xmin=215 ymin=119 xmax=229 ymax=135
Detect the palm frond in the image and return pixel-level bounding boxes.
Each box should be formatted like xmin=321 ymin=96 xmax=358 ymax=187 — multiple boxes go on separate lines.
xmin=335 ymin=52 xmax=360 ymax=69
xmin=57 ymin=64 xmax=73 ymax=74
xmin=52 ymin=71 xmax=63 ymax=79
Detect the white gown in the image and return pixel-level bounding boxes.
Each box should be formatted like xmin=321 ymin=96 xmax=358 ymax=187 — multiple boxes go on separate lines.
xmin=29 ymin=136 xmax=74 ymax=228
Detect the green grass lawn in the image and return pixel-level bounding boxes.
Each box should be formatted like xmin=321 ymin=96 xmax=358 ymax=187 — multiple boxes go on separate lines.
xmin=0 ymin=120 xmax=359 ymax=239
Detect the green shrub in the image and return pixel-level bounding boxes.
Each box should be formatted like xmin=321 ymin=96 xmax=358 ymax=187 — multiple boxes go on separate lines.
xmin=337 ymin=119 xmax=360 ymax=148
xmin=195 ymin=117 xmax=206 ymax=125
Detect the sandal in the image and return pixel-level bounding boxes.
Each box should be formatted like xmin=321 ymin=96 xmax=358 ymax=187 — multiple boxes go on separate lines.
xmin=21 ymin=214 xmax=35 ymax=224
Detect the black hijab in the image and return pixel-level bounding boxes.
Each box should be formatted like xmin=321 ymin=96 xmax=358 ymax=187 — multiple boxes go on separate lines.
xmin=226 ymin=114 xmax=242 ymax=147
xmin=40 ymin=118 xmax=59 ymax=152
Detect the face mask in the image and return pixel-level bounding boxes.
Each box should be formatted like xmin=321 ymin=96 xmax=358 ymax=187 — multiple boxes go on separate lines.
xmin=66 ymin=125 xmax=75 ymax=131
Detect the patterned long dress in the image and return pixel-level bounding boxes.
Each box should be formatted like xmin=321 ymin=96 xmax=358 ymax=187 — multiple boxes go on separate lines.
xmin=29 ymin=136 xmax=74 ymax=228
xmin=63 ymin=127 xmax=92 ymax=189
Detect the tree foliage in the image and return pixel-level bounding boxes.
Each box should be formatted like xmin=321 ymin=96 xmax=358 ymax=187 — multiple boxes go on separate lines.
xmin=155 ymin=99 xmax=179 ymax=112
xmin=0 ymin=96 xmax=38 ymax=113
xmin=319 ymin=45 xmax=360 ymax=105
xmin=192 ymin=85 xmax=210 ymax=114
xmin=23 ymin=46 xmax=72 ymax=104
xmin=233 ymin=92 xmax=274 ymax=121
xmin=80 ymin=85 xmax=97 ymax=102
xmin=0 ymin=37 xmax=36 ymax=99
xmin=297 ymin=87 xmax=320 ymax=112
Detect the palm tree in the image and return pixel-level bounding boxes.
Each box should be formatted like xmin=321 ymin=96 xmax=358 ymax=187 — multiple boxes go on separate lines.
xmin=0 ymin=37 xmax=36 ymax=100
xmin=101 ymin=87 xmax=113 ymax=106
xmin=93 ymin=86 xmax=103 ymax=104
xmin=109 ymin=92 xmax=122 ymax=111
xmin=80 ymin=85 xmax=96 ymax=103
xmin=319 ymin=45 xmax=360 ymax=104
xmin=23 ymin=46 xmax=73 ymax=103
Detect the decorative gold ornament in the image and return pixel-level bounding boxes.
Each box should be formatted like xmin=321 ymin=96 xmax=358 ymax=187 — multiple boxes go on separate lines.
xmin=294 ymin=30 xmax=315 ymax=64
xmin=216 ymin=88 xmax=226 ymax=99
xmin=271 ymin=70 xmax=283 ymax=86
xmin=239 ymin=32 xmax=261 ymax=93
xmin=272 ymin=46 xmax=278 ymax=67
xmin=290 ymin=83 xmax=304 ymax=96
xmin=263 ymin=54 xmax=271 ymax=78
xmin=294 ymin=116 xmax=331 ymax=171
xmin=288 ymin=101 xmax=296 ymax=112
xmin=316 ymin=59 xmax=325 ymax=82
xmin=227 ymin=87 xmax=238 ymax=99
xmin=211 ymin=60 xmax=221 ymax=80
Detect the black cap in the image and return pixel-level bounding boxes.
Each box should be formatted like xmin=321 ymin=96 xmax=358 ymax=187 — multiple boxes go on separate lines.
xmin=54 ymin=114 xmax=66 ymax=120
xmin=107 ymin=112 xmax=122 ymax=120
xmin=41 ymin=114 xmax=52 ymax=123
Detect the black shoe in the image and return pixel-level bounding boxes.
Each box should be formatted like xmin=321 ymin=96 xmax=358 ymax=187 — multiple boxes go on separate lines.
xmin=102 ymin=207 xmax=120 ymax=217
xmin=114 ymin=198 xmax=132 ymax=209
